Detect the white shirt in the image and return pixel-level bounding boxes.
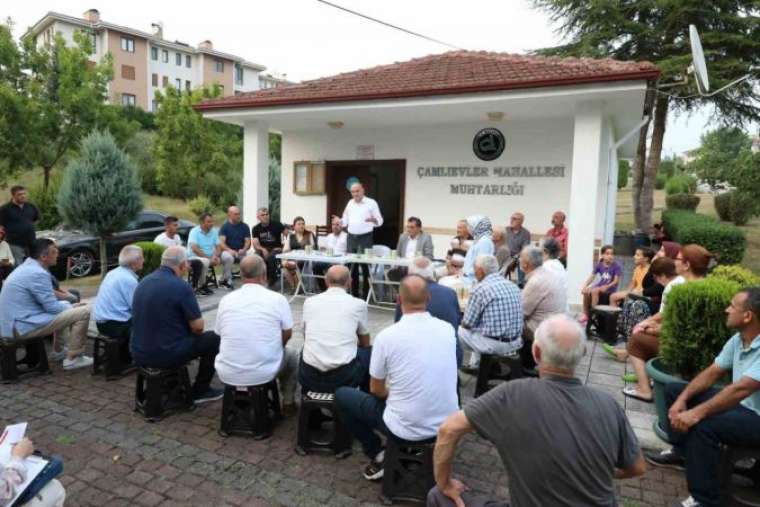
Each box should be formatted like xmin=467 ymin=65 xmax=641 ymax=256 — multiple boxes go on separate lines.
xmin=324 ymin=231 xmax=348 ymax=256
xmin=404 ymin=237 xmax=418 ymax=259
xmin=543 ymin=258 xmax=568 ymax=310
xmin=341 ymin=196 xmax=384 ymax=236
xmin=214 ymin=283 xmax=293 ymax=386
xmin=438 ymin=275 xmax=464 ymax=291
xmin=369 ymin=312 xmax=459 ymax=441
xmin=661 ymin=275 xmax=686 ymax=312
xmin=302 ymin=287 xmax=369 ymax=371
xmin=154 ymin=232 xmax=183 ymax=248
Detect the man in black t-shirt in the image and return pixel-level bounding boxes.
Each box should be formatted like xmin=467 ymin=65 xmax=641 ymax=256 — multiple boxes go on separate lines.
xmin=0 ymin=186 xmax=40 ymax=265
xmin=251 ymin=207 xmax=285 ymax=286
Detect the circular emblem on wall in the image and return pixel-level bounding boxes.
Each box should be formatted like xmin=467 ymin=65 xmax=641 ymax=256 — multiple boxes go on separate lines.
xmin=473 ymin=128 xmax=506 ymax=161
xmin=345 ymin=176 xmax=360 ymax=191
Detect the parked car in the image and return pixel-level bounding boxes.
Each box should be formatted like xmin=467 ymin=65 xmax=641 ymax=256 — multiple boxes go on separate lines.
xmin=39 ymin=211 xmax=195 ymax=278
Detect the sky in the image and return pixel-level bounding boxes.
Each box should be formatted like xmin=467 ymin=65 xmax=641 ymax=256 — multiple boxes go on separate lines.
xmin=6 ymin=0 xmax=747 ymax=155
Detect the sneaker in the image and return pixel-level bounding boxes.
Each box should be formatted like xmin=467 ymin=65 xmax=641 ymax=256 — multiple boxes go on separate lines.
xmin=196 ymin=286 xmax=214 ymax=296
xmin=50 ymin=348 xmax=68 ymax=362
xmin=193 ymin=387 xmax=224 ymax=404
xmin=645 ymin=448 xmax=685 ymax=471
xmin=219 ymin=280 xmax=233 ymax=290
xmin=62 ymin=355 xmax=94 ymax=370
xmin=672 ymin=496 xmax=701 ymax=507
xmin=363 ymin=450 xmax=385 ymax=481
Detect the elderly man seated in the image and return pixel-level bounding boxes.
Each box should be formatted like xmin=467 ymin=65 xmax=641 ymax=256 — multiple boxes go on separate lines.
xmin=394 ymin=257 xmax=462 ymax=366
xmin=218 ymin=205 xmax=251 ymax=279
xmin=188 ymin=212 xmax=233 ymax=293
xmin=436 ymin=250 xmax=466 ymax=290
xmin=214 ymin=254 xmax=298 ymax=414
xmin=0 ymin=238 xmax=92 ymax=370
xmin=646 ymin=287 xmax=760 ymax=507
xmin=300 ymin=265 xmax=371 ymax=393
xmin=519 ymin=245 xmax=567 ymax=371
xmin=427 ymin=314 xmax=645 ymax=507
xmin=459 ymin=254 xmax=523 ymax=372
xmin=545 ymin=210 xmax=569 ymax=265
xmin=315 ymin=216 xmax=349 ymax=290
xmin=336 ymin=275 xmax=459 ymax=482
xmin=131 ymin=246 xmax=223 ymax=403
xmin=93 ymin=244 xmax=144 ymax=368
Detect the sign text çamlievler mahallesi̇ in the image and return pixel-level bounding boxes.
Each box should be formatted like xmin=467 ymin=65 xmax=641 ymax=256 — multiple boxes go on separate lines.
xmin=416 ymin=165 xmax=566 ymax=196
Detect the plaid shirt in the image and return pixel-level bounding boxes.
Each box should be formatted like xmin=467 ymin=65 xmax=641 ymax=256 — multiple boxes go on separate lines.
xmin=462 ymin=273 xmax=523 ymax=341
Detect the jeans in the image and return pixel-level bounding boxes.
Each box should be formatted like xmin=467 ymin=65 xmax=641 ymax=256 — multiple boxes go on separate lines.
xmin=95 ymin=319 xmax=133 ymax=366
xmin=299 ymin=347 xmax=371 ymax=394
xmin=347 ymin=233 xmax=373 ymax=298
xmin=15 ymin=455 xmax=64 ymax=506
xmin=334 ymin=387 xmax=390 ymax=459
xmin=665 ymin=382 xmax=760 ymax=507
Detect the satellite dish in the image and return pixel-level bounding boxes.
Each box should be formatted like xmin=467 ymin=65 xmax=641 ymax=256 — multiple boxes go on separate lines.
xmin=689 ymin=25 xmax=710 ymax=92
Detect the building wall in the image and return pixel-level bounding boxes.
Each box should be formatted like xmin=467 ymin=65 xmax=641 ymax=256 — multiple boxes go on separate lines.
xmin=107 ymin=29 xmax=149 ymax=109
xmin=281 ymin=119 xmax=585 ymax=257
xmin=148 ymin=45 xmax=202 ymax=110
xmin=201 ymin=54 xmax=234 ymax=96
xmin=234 ymin=66 xmax=262 ymax=94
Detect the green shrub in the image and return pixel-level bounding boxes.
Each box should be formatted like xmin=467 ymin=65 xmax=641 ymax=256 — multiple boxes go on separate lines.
xmin=617 ymin=160 xmax=629 ymax=189
xmin=188 ymin=194 xmax=215 ymax=218
xmin=665 ymin=193 xmax=700 ymax=211
xmin=660 ymin=278 xmax=740 ymax=379
xmin=664 ymin=174 xmax=697 ymax=195
xmin=728 ymin=190 xmax=755 ymax=226
xmin=124 ymin=131 xmax=158 ymax=195
xmin=654 ymin=172 xmax=667 ymax=190
xmin=709 ymin=265 xmax=760 ymax=288
xmin=714 ymin=191 xmax=733 ymax=221
xmin=662 ymin=210 xmax=746 ymax=265
xmin=134 ymin=241 xmax=165 ymax=278
xmin=29 ymin=176 xmax=63 ymax=231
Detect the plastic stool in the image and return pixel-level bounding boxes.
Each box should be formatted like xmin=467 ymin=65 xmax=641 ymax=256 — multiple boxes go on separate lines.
xmin=474 ymin=353 xmax=523 ymax=398
xmin=219 ymin=380 xmax=281 ymax=439
xmin=587 ymin=305 xmax=622 ymax=344
xmin=134 ymin=366 xmax=195 ymax=422
xmin=295 ymin=391 xmax=352 ymax=458
xmin=381 ymin=437 xmax=436 ymax=505
xmin=91 ymin=334 xmax=133 ymax=380
xmin=719 ymin=444 xmax=760 ymax=506
xmin=0 ymin=336 xmax=51 ymax=383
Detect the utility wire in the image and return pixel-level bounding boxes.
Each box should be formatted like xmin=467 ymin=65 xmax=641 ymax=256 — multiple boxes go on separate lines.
xmin=316 ymin=0 xmax=463 ymax=50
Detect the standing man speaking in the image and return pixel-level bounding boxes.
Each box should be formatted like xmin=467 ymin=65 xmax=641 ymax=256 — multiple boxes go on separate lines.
xmin=342 ymin=182 xmax=383 ymax=299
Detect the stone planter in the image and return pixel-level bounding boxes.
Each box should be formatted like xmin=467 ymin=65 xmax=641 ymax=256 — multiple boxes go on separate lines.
xmin=646 ymin=357 xmax=687 ymax=443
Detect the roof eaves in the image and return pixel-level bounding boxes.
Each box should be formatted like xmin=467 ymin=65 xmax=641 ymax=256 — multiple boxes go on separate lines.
xmin=199 ymin=47 xmax=244 ymax=63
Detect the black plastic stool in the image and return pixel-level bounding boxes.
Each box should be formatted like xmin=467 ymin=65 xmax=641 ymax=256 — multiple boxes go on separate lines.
xmin=0 ymin=336 xmax=51 ymax=383
xmin=134 ymin=366 xmax=195 ymax=422
xmin=474 ymin=353 xmax=523 ymax=398
xmin=380 ymin=437 xmax=436 ymax=505
xmin=91 ymin=334 xmax=133 ymax=380
xmin=295 ymin=391 xmax=352 ymax=458
xmin=219 ymin=380 xmax=281 ymax=439
xmin=720 ymin=444 xmax=760 ymax=506
xmin=587 ymin=305 xmax=622 ymax=344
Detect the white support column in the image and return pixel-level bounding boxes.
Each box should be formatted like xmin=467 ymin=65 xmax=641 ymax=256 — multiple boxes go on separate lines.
xmin=567 ymin=102 xmax=604 ymax=308
xmin=242 ymin=121 xmax=269 ymax=227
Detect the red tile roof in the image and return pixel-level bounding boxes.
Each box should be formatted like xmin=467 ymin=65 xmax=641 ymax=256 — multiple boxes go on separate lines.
xmin=196 ymin=50 xmax=659 ymax=111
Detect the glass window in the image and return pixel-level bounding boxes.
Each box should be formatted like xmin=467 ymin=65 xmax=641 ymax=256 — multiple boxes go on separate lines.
xmin=90 ymin=32 xmax=97 ymax=54
xmin=151 ymin=47 xmax=158 ymax=60
xmin=235 ymin=65 xmax=244 ymax=85
xmin=185 ymin=55 xmax=191 ymax=68
xmin=121 ymin=94 xmax=136 ymax=107
xmin=214 ymin=60 xmax=224 ymax=73
xmin=151 ymin=73 xmax=158 ymax=87
xmin=175 ymin=78 xmax=181 ymax=89
xmin=175 ymin=53 xmax=182 ymax=66
xmin=152 ymin=99 xmax=159 ymax=111
xmin=162 ymin=50 xmax=168 ymax=63
xmin=162 ymin=76 xmax=168 ymax=88
xmin=185 ymin=80 xmax=191 ymax=91
xmin=120 ymin=37 xmax=134 ymax=53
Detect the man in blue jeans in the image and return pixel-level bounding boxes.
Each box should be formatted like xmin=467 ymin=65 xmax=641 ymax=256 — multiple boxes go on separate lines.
xmin=646 ymin=287 xmax=760 ymax=507
xmin=335 ymin=275 xmax=459 ymax=482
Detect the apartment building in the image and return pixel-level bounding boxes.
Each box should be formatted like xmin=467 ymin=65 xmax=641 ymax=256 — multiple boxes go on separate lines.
xmin=26 ymin=9 xmax=284 ymax=111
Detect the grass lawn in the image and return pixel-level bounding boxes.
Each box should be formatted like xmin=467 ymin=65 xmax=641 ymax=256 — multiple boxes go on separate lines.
xmin=616 ymin=188 xmax=760 ymax=275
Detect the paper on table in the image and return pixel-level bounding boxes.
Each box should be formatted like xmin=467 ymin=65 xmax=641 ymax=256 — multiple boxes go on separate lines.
xmin=0 ymin=423 xmax=27 ymax=464
xmin=4 ymin=454 xmax=48 ymax=507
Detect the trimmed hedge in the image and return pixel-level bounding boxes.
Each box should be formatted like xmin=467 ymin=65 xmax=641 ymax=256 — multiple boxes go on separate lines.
xmin=664 ymin=174 xmax=697 ymax=195
xmin=714 ymin=191 xmax=732 ymax=221
xmin=660 ymin=278 xmax=740 ymax=379
xmin=134 ymin=241 xmax=166 ymax=278
xmin=662 ymin=210 xmax=746 ymax=265
xmin=654 ymin=172 xmax=667 ymax=190
xmin=665 ymin=193 xmax=700 ymax=211
xmin=728 ymin=191 xmax=755 ymax=226
xmin=709 ymin=265 xmax=760 ymax=288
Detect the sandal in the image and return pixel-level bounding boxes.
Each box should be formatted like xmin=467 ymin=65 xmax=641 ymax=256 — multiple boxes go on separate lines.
xmin=622 ymin=385 xmax=653 ymax=403
xmin=601 ymin=343 xmax=627 ymax=363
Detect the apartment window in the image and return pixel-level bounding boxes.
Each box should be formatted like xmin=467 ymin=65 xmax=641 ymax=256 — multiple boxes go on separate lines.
xmin=185 ymin=55 xmax=191 ymax=68
xmin=162 ymin=76 xmax=168 ymax=88
xmin=121 ymin=94 xmax=136 ymax=107
xmin=235 ymin=65 xmax=243 ymax=86
xmin=90 ymin=32 xmax=97 ymax=55
xmin=175 ymin=78 xmax=181 ymax=89
xmin=120 ymin=37 xmax=134 ymax=53
xmin=151 ymin=73 xmax=158 ymax=87
xmin=152 ymin=100 xmax=159 ymax=112
xmin=121 ymin=65 xmax=136 ymax=80
xmin=214 ymin=59 xmax=224 ymax=73
xmin=162 ymin=50 xmax=168 ymax=63
xmin=175 ymin=53 xmax=182 ymax=66
xmin=151 ymin=47 xmax=158 ymax=60
xmin=185 ymin=80 xmax=191 ymax=91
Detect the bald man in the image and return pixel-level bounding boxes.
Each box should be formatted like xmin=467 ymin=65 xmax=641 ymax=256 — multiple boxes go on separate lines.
xmin=300 ymin=265 xmax=372 ymax=394
xmin=336 ymin=275 xmax=459 ymax=482
xmin=428 ymin=314 xmax=644 ymax=507
xmin=219 ymin=205 xmax=251 ymax=286
xmin=341 ymin=182 xmax=384 ymax=298
xmin=545 ymin=211 xmax=568 ymax=264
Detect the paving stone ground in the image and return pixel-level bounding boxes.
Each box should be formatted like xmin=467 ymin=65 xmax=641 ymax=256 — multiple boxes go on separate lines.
xmin=1 ymin=288 xmax=689 ymax=507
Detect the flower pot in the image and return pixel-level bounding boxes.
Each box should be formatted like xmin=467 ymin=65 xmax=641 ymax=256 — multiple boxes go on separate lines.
xmin=646 ymin=357 xmax=687 ymax=443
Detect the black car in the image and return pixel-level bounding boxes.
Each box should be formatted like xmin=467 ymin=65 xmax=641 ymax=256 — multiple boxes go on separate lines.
xmin=39 ymin=211 xmax=195 ymax=278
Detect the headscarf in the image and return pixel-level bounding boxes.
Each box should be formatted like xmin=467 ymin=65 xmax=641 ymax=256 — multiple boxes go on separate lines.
xmin=661 ymin=241 xmax=681 ymax=260
xmin=466 ymin=215 xmax=492 ymax=241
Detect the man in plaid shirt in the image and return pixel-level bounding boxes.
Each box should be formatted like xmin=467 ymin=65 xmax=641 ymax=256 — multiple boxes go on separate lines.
xmin=459 ymin=254 xmax=523 ymax=370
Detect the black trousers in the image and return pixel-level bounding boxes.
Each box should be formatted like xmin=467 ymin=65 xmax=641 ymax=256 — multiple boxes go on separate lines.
xmin=347 ymin=233 xmax=373 ymax=298
xmin=96 ymin=319 xmax=133 ymax=366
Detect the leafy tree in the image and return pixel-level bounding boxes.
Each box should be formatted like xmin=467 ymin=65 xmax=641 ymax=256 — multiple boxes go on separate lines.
xmin=617 ymin=159 xmax=630 ymax=189
xmin=532 ymin=0 xmax=760 ymax=231
xmin=58 ymin=131 xmax=143 ymax=279
xmin=693 ymin=126 xmax=751 ymax=187
xmin=124 ymin=131 xmax=158 ymax=194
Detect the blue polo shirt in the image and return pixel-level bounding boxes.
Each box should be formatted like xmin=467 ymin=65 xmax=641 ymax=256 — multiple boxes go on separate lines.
xmin=219 ymin=221 xmax=250 ymax=251
xmin=188 ymin=226 xmax=219 ymax=258
xmin=131 ymin=266 xmax=201 ymax=366
xmin=715 ymin=333 xmax=760 ymax=415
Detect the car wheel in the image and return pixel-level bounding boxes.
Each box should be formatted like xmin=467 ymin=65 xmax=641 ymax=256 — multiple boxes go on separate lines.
xmin=67 ymin=248 xmax=96 ymax=278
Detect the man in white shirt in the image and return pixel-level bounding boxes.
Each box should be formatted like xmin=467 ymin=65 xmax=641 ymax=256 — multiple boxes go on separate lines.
xmin=341 ymin=182 xmax=383 ymax=298
xmin=213 ymin=254 xmax=299 ymax=414
xmin=299 ymin=265 xmax=371 ymax=393
xmin=335 ymin=275 xmax=459 ymax=482
xmin=154 ymin=216 xmax=205 ymax=293
xmin=542 ymin=238 xmax=568 ymax=307
xmin=314 ymin=216 xmax=348 ymax=290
